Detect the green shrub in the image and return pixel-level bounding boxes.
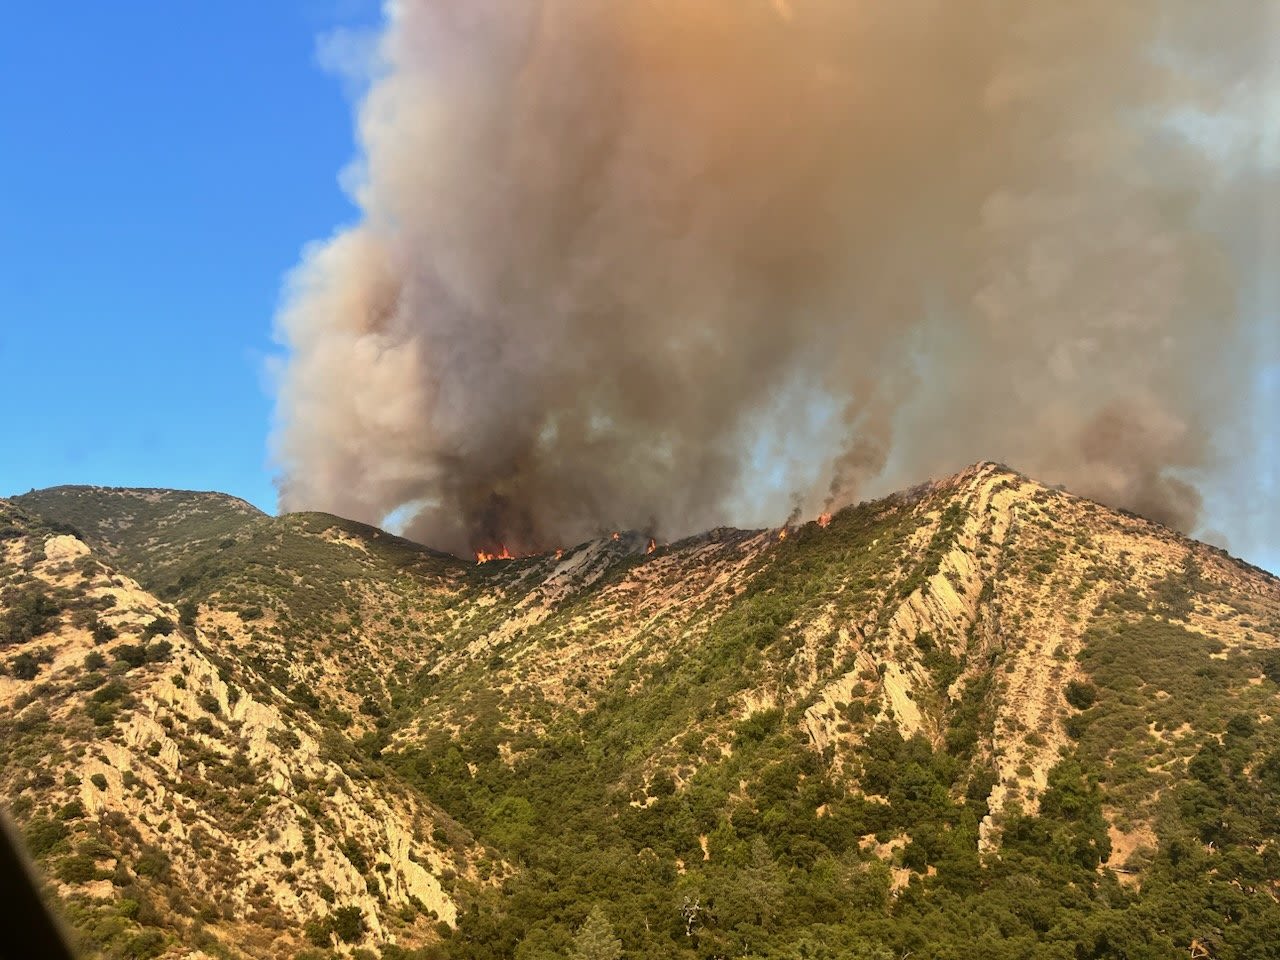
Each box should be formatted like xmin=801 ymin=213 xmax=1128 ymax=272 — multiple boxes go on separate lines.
xmin=330 ymin=905 xmax=367 ymax=944
xmin=144 ymin=639 xmax=173 ymax=663
xmin=84 ymin=678 xmax=130 ymax=726
xmin=121 ymin=929 xmax=165 ymax=959
xmin=735 ymin=709 xmax=782 ymax=747
xmin=340 ymin=841 xmax=368 ymax=873
xmin=648 ymin=772 xmax=676 ymax=798
xmin=1064 ymin=680 xmax=1098 ymax=710
xmin=304 ymin=916 xmax=331 ymax=947
xmin=91 ymin=619 xmax=117 ymax=645
xmin=1 ymin=585 xmax=60 ymax=646
xmin=114 ymin=644 xmax=147 ymax=669
xmin=58 ymin=800 xmax=85 ymax=821
xmin=141 ymin=616 xmax=175 ymax=640
xmin=24 ymin=818 xmax=69 ymax=857
xmin=9 ymin=652 xmax=39 ymax=680
xmin=133 ymin=848 xmax=170 ymax=880
xmin=55 ymin=853 xmax=98 ymax=883
xmin=86 ymin=699 xmax=118 ymax=727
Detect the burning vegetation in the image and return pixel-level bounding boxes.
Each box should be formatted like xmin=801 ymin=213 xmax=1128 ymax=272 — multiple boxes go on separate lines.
xmin=273 ymin=0 xmax=1276 ymax=566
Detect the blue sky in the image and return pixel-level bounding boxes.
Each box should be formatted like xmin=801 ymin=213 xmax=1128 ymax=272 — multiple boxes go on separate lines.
xmin=0 ymin=2 xmax=378 ymax=512
xmin=0 ymin=4 xmax=1275 ymax=575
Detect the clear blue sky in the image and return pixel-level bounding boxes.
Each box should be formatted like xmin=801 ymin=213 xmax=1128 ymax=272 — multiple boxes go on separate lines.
xmin=0 ymin=1 xmax=378 ymax=512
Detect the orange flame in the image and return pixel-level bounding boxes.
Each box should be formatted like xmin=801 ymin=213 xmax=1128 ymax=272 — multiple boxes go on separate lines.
xmin=475 ymin=545 xmax=514 ymax=564
xmin=555 ymin=548 xmax=564 ymax=560
xmin=817 ymin=513 xmax=832 ymax=528
xmin=611 ymin=531 xmax=621 ymax=541
xmin=646 ymin=537 xmax=657 ymax=554
xmin=778 ymin=527 xmax=789 ymax=541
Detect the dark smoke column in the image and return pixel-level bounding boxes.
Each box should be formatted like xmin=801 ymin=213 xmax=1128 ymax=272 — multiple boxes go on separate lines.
xmin=274 ymin=0 xmax=1265 ymax=557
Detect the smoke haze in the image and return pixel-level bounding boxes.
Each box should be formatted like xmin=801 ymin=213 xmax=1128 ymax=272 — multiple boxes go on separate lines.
xmin=274 ymin=0 xmax=1279 ymax=558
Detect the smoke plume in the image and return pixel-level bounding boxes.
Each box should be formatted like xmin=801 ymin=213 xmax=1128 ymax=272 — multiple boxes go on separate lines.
xmin=274 ymin=0 xmax=1277 ymax=558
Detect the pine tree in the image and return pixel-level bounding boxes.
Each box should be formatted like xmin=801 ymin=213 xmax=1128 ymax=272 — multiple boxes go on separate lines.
xmin=741 ymin=836 xmax=783 ymax=930
xmin=570 ymin=905 xmax=621 ymax=960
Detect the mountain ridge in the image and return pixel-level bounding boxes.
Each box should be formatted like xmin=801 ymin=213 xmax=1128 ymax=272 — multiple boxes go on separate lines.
xmin=4 ymin=462 xmax=1280 ymax=959
xmin=15 ymin=462 xmax=1277 ymax=583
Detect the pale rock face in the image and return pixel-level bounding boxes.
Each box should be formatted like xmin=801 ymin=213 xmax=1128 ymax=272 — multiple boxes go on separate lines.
xmin=878 ymin=661 xmax=926 ymax=736
xmin=798 ymin=469 xmax=1007 ymax=760
xmin=44 ymin=534 xmax=91 ymax=562
xmin=384 ymin=815 xmax=457 ymax=925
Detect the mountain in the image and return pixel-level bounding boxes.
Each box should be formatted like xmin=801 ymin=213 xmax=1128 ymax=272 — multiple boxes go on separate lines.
xmin=13 ymin=486 xmax=269 ymax=597
xmin=4 ymin=463 xmax=1280 ymax=960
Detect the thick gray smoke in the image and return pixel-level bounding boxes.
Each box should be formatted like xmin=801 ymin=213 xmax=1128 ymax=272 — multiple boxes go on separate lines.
xmin=274 ymin=0 xmax=1277 ymax=558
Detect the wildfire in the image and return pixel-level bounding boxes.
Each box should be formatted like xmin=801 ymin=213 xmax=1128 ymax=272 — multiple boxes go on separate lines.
xmin=646 ymin=537 xmax=657 ymax=554
xmin=475 ymin=545 xmax=514 ymax=564
xmin=611 ymin=531 xmax=621 ymax=541
xmin=817 ymin=512 xmax=832 ymax=529
xmin=778 ymin=527 xmax=789 ymax=541
xmin=555 ymin=548 xmax=564 ymax=560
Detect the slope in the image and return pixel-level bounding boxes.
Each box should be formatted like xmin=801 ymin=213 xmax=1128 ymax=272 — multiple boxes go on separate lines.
xmin=7 ymin=463 xmax=1280 ymax=959
xmin=13 ymin=486 xmax=269 ymax=600
xmin=0 ymin=499 xmax=483 ymax=959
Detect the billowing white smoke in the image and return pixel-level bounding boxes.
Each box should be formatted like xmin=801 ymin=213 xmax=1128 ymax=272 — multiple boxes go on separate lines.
xmin=274 ymin=0 xmax=1278 ymax=558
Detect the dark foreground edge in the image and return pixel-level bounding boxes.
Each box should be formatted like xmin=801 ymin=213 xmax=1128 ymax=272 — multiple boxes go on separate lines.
xmin=0 ymin=810 xmax=76 ymax=960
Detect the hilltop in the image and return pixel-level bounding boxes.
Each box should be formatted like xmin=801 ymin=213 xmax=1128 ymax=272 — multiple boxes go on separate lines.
xmin=4 ymin=463 xmax=1280 ymax=959
xmin=13 ymin=486 xmax=268 ymax=597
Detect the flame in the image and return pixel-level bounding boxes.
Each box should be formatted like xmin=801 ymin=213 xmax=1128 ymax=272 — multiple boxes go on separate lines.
xmin=817 ymin=512 xmax=832 ymax=528
xmin=555 ymin=548 xmax=564 ymax=560
xmin=778 ymin=527 xmax=789 ymax=541
xmin=646 ymin=537 xmax=657 ymax=554
xmin=611 ymin=531 xmax=621 ymax=541
xmin=475 ymin=545 xmax=514 ymax=564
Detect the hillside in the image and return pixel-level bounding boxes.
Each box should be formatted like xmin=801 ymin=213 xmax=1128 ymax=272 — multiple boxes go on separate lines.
xmin=13 ymin=487 xmax=269 ymax=598
xmin=5 ymin=463 xmax=1280 ymax=959
xmin=0 ymin=500 xmax=479 ymax=958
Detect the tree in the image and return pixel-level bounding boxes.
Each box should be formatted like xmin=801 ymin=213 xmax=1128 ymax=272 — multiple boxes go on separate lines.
xmin=303 ymin=916 xmax=331 ymax=947
xmin=114 ymin=644 xmax=147 ymax=668
xmin=570 ymin=906 xmax=621 ymax=960
xmin=331 ymin=905 xmax=367 ymax=944
xmin=144 ymin=639 xmax=173 ymax=663
xmin=142 ymin=615 xmax=175 ymax=640
xmin=10 ymin=652 xmax=39 ymax=680
xmin=741 ymin=837 xmax=784 ymax=930
xmin=1064 ymin=680 xmax=1098 ymax=710
xmin=91 ymin=617 xmax=117 ymax=645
